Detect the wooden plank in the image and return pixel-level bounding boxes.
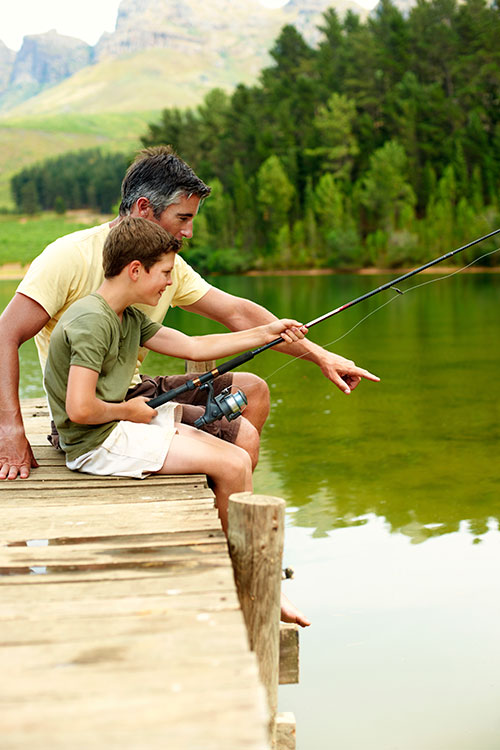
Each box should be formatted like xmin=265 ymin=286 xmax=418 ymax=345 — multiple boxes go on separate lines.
xmin=275 ymin=713 xmax=296 ymax=750
xmin=0 ymin=487 xmax=214 ymax=507
xmin=0 ymin=466 xmax=208 ymax=483
xmin=3 ymin=530 xmax=227 ymax=553
xmin=0 ymin=563 xmax=238 ymax=595
xmin=279 ymin=624 xmax=299 ymax=685
xmin=2 ymin=541 xmax=229 ymax=568
xmin=4 ymin=527 xmax=225 ymax=549
xmin=0 ymin=587 xmax=241 ymax=620
xmin=1 ymin=686 xmax=269 ymax=750
xmin=0 ymin=474 xmax=210 ymax=492
xmin=0 ymin=608 xmax=250 ymax=654
xmin=1 ymin=502 xmax=221 ymax=540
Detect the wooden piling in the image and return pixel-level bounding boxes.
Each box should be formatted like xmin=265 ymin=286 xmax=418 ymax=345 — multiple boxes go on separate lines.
xmin=227 ymin=492 xmax=285 ymax=736
xmin=185 ymin=359 xmax=217 ymax=373
xmin=275 ymin=713 xmax=297 ymax=750
xmin=279 ymin=623 xmax=299 ymax=684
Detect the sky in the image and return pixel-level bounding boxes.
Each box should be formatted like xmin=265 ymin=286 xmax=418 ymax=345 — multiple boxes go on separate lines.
xmin=1 ymin=0 xmax=378 ymax=52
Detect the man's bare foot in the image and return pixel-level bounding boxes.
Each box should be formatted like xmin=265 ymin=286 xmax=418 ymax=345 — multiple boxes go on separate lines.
xmin=280 ymin=591 xmax=311 ymax=627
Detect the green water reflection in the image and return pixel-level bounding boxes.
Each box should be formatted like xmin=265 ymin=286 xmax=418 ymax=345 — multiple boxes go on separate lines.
xmin=4 ymin=273 xmax=499 ymax=542
xmin=159 ymin=273 xmax=499 ymax=544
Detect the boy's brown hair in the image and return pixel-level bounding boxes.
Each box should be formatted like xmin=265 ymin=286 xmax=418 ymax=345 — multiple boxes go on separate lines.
xmin=103 ymin=216 xmax=181 ymax=278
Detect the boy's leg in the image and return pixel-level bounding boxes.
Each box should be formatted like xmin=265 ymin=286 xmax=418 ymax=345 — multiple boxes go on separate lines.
xmin=155 ymin=424 xmax=310 ymax=627
xmin=155 ymin=423 xmax=252 ymax=533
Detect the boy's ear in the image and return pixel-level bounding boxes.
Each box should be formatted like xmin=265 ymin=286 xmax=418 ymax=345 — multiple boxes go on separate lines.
xmin=127 ymin=259 xmax=143 ymax=281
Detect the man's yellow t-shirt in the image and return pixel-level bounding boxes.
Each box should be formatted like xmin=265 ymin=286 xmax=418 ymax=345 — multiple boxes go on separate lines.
xmin=17 ymin=222 xmax=211 ymax=385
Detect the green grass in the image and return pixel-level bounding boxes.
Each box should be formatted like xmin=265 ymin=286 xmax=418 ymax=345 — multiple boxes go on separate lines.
xmin=0 ymin=111 xmax=161 ymax=137
xmin=0 ymin=111 xmax=160 ymax=210
xmin=0 ymin=213 xmax=111 ymax=266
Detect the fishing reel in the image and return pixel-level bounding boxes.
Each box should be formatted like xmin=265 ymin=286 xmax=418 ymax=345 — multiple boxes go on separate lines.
xmin=194 ymin=382 xmax=248 ymax=429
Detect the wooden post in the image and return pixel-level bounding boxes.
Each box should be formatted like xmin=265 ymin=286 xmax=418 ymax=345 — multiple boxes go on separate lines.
xmin=279 ymin=623 xmax=299 ymax=684
xmin=275 ymin=713 xmax=296 ymax=750
xmin=185 ymin=359 xmax=216 ymax=373
xmin=227 ymin=492 xmax=285 ymax=738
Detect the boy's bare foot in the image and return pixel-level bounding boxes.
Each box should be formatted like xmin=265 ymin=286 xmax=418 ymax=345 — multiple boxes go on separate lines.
xmin=280 ymin=591 xmax=311 ymax=627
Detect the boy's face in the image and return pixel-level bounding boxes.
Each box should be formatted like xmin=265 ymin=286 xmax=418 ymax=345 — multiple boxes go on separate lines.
xmin=136 ymin=252 xmax=176 ymax=306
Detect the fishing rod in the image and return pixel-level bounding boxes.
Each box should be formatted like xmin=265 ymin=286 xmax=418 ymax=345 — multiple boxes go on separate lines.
xmin=148 ymin=227 xmax=500 ymax=422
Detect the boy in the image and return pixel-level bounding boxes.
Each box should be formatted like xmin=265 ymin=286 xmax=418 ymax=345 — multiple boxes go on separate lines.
xmin=44 ymin=216 xmax=307 ymax=539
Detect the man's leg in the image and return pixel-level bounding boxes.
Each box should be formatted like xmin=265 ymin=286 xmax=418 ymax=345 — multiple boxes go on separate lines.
xmin=229 ymin=372 xmax=270 ymax=469
xmin=231 ymin=372 xmax=270 ymax=434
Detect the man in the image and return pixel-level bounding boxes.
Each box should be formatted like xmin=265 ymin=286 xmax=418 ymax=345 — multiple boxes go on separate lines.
xmin=0 ymin=145 xmax=379 ymax=483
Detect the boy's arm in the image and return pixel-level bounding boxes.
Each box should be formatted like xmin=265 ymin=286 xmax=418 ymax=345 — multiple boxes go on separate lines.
xmin=143 ymin=319 xmax=308 ymax=361
xmin=66 ymin=366 xmax=157 ymax=425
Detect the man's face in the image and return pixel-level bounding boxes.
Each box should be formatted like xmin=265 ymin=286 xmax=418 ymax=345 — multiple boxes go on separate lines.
xmin=132 ymin=194 xmax=201 ymax=241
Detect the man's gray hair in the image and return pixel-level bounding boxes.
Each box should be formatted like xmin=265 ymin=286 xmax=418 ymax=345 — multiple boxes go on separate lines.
xmin=123 ymin=187 xmax=187 ymax=217
xmin=119 ymin=145 xmax=211 ymax=218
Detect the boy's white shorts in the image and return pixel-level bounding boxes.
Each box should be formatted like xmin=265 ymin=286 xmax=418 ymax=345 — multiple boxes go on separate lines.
xmin=66 ymin=402 xmax=183 ymax=479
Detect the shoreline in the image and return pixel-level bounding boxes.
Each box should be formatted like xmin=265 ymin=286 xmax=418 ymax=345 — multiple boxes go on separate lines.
xmin=0 ymin=262 xmax=31 ymax=280
xmin=1 ymin=262 xmax=499 ymax=282
xmin=244 ymin=266 xmax=500 ymax=276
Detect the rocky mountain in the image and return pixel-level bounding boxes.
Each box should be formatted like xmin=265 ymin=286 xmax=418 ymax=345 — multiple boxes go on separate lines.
xmin=93 ymin=0 xmax=364 ymax=61
xmin=0 ymin=0 xmax=368 ymax=115
xmin=0 ymin=31 xmax=92 ymax=112
xmin=0 ymin=40 xmax=15 ymax=92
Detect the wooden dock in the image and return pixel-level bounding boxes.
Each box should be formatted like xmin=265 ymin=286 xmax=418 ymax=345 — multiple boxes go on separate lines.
xmin=0 ymin=398 xmax=271 ymax=749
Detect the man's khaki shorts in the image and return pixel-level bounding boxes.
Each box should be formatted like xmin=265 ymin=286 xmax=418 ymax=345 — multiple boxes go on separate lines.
xmin=126 ymin=373 xmax=241 ymax=443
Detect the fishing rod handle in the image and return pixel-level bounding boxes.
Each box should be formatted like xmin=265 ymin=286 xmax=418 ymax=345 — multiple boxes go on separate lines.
xmin=147 ymin=379 xmax=197 ymax=409
xmin=213 ymin=350 xmax=256 ymax=375
xmin=146 ymin=350 xmax=256 ymax=410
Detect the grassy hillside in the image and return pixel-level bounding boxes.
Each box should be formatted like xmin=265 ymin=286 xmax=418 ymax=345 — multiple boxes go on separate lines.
xmin=3 ymin=49 xmax=255 ymax=117
xmin=0 ymin=111 xmax=159 ymax=209
xmin=0 ymin=46 xmax=260 ymax=210
xmin=0 ymin=212 xmax=112 ymax=267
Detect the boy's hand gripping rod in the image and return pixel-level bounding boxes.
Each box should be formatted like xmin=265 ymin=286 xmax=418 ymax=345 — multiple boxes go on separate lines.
xmin=147 ymin=227 xmax=500 ymax=410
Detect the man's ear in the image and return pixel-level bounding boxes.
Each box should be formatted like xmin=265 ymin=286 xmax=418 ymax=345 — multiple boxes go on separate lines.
xmin=135 ymin=197 xmax=151 ymax=218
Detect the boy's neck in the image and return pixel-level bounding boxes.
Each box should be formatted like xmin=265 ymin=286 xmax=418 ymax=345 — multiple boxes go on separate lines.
xmin=96 ymin=278 xmax=135 ymax=319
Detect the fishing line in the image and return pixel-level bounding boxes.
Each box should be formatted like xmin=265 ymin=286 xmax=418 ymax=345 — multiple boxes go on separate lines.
xmin=243 ymin=243 xmax=500 ymax=392
xmin=148 ymin=234 xmax=500 ymax=412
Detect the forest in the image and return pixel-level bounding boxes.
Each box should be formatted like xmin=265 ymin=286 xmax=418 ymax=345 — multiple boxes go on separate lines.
xmin=10 ymin=0 xmax=500 ymax=271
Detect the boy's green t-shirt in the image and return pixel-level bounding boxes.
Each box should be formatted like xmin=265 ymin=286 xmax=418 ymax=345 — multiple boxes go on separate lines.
xmin=44 ymin=292 xmax=162 ymax=461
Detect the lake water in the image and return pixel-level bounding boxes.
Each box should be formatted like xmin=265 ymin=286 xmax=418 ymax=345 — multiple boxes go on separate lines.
xmin=2 ymin=272 xmax=500 ymax=749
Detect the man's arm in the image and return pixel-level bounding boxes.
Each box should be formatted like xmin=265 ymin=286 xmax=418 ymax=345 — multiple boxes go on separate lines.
xmin=0 ymin=293 xmax=51 ymax=480
xmin=182 ymin=287 xmax=379 ymax=393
